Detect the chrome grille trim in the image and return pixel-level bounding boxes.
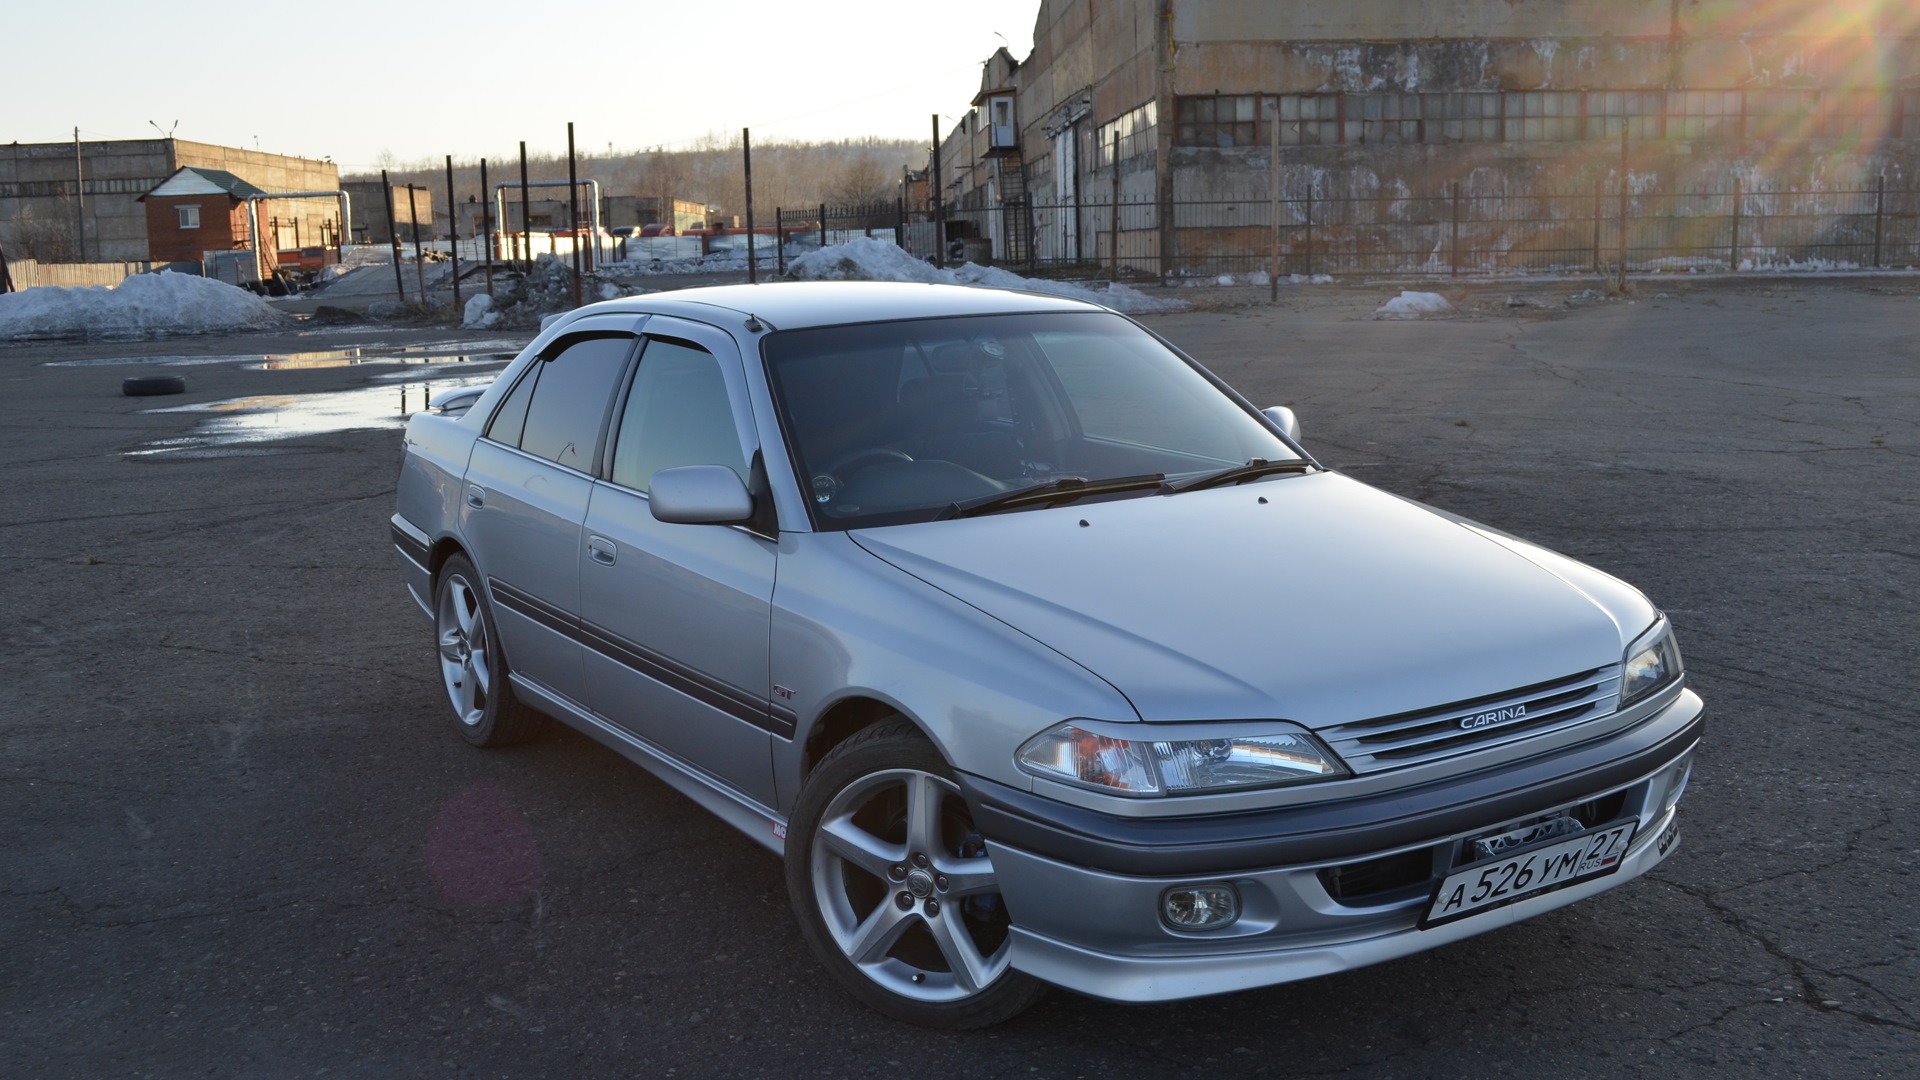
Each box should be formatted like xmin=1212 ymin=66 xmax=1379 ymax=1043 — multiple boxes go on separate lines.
xmin=1321 ymin=667 xmax=1623 ymax=774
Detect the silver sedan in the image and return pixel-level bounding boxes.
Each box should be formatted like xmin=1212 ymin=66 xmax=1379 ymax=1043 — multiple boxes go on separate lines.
xmin=392 ymin=281 xmax=1701 ymax=1027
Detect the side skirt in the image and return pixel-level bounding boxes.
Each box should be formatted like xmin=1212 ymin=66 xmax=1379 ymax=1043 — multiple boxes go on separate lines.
xmin=510 ymin=674 xmax=790 ymax=857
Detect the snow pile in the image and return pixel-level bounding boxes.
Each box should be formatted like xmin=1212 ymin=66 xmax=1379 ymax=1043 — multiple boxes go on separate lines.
xmin=0 ymin=271 xmax=292 ymax=340
xmin=1372 ymin=291 xmax=1455 ymax=320
xmin=784 ymin=237 xmax=1185 ymax=314
xmin=462 ymin=293 xmax=502 ymax=329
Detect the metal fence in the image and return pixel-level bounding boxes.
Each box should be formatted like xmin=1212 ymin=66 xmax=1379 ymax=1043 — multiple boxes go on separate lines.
xmin=934 ymin=178 xmax=1920 ymax=281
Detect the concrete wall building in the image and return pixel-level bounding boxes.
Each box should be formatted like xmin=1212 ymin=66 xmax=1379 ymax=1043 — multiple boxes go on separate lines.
xmin=341 ymin=181 xmax=434 ymax=245
xmin=1 ymin=139 xmax=338 ymax=262
xmin=934 ymin=0 xmax=1920 ymax=273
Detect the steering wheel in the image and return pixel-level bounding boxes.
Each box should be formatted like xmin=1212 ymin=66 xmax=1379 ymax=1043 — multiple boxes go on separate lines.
xmin=824 ymin=447 xmax=914 ymax=481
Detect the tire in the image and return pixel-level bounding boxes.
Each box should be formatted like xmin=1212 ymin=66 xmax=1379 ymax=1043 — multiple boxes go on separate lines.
xmin=786 ymin=720 xmax=1047 ymax=1028
xmin=432 ymin=554 xmax=543 ymax=747
xmin=122 ymin=375 xmax=186 ymax=397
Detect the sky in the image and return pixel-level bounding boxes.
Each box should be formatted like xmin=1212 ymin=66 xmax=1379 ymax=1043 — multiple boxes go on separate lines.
xmin=7 ymin=0 xmax=1040 ymax=170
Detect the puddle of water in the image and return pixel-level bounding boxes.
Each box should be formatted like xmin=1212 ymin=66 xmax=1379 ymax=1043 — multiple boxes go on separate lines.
xmin=47 ymin=340 xmax=524 ymax=370
xmin=129 ymin=374 xmax=497 ymax=456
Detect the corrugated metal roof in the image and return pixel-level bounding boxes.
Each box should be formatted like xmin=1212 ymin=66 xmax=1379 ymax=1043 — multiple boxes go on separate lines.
xmin=138 ymin=167 xmax=268 ymax=201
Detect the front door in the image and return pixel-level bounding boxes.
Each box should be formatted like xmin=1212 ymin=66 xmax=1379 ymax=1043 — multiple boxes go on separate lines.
xmin=579 ymin=317 xmax=778 ymax=805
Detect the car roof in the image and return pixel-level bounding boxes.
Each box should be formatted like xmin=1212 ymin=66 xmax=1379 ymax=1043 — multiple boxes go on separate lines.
xmin=574 ymin=280 xmax=1106 ymax=332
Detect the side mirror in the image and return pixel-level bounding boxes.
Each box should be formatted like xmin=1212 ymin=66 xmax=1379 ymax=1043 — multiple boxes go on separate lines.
xmin=648 ymin=465 xmax=754 ymax=525
xmin=1263 ymin=405 xmax=1301 ymax=443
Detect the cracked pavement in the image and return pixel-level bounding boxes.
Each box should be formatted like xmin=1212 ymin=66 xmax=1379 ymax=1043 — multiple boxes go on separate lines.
xmin=2 ymin=281 xmax=1915 ymax=1076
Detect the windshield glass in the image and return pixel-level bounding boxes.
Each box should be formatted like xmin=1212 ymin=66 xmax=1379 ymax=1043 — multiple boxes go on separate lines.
xmin=762 ymin=311 xmax=1300 ymax=529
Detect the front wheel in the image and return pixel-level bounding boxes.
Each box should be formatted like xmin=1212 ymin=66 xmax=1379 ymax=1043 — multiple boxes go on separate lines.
xmin=785 ymin=720 xmax=1046 ymax=1028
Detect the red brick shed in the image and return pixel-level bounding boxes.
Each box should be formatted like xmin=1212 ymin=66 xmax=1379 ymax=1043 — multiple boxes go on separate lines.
xmin=138 ymin=167 xmax=266 ymax=265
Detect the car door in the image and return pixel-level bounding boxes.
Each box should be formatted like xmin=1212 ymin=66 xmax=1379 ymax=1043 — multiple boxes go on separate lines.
xmin=579 ymin=318 xmax=779 ymax=805
xmin=461 ymin=330 xmax=638 ymax=708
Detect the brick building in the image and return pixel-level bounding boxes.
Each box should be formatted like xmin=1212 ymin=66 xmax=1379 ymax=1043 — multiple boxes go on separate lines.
xmin=138 ymin=167 xmax=264 ymax=264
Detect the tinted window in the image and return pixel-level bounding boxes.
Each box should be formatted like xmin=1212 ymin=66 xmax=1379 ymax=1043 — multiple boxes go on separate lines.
xmin=611 ymin=339 xmax=747 ymax=492
xmin=517 ymin=336 xmax=633 ymax=470
xmin=485 ymin=362 xmax=540 ymax=447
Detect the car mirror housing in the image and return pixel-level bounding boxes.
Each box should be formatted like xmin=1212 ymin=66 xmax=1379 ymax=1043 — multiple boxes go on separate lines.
xmin=648 ymin=465 xmax=755 ymax=525
xmin=1263 ymin=405 xmax=1300 ymax=442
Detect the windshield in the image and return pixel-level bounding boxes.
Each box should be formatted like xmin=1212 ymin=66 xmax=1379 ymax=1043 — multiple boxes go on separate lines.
xmin=762 ymin=311 xmax=1301 ymax=529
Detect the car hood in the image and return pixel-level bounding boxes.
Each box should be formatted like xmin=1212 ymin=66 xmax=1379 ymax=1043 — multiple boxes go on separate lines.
xmin=849 ymin=472 xmax=1638 ymax=728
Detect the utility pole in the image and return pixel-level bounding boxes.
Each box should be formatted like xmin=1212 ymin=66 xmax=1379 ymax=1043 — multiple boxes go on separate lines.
xmin=567 ymin=122 xmax=582 ymax=306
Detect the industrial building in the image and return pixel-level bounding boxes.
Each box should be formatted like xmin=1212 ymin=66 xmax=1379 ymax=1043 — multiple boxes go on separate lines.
xmin=0 ymin=139 xmax=339 ymax=264
xmin=932 ymin=1 xmax=1920 ymax=275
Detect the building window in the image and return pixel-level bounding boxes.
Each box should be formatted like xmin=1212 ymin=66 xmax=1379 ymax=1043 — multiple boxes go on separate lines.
xmin=178 ymin=205 xmax=201 ymax=229
xmin=1177 ymin=95 xmax=1259 ymax=147
xmin=1423 ymin=93 xmax=1501 ymax=143
xmin=1343 ymin=94 xmax=1420 ymax=144
xmin=1586 ymin=91 xmax=1664 ymax=140
xmin=1665 ymin=90 xmax=1744 ymax=140
xmin=1096 ymin=101 xmax=1158 ymax=167
xmin=1276 ymin=95 xmax=1341 ymax=145
xmin=1506 ymin=91 xmax=1583 ymax=141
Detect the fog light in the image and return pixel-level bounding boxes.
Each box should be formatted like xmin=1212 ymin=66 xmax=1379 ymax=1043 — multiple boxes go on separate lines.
xmin=1659 ymin=752 xmax=1694 ymax=812
xmin=1162 ymin=884 xmax=1240 ymax=931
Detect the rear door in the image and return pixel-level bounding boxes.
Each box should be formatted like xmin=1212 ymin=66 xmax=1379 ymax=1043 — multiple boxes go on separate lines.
xmin=579 ymin=317 xmax=779 ymax=805
xmin=461 ymin=329 xmax=638 ymax=707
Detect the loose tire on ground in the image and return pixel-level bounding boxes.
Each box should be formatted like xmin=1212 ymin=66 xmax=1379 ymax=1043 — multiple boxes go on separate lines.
xmin=121 ymin=375 xmax=187 ymax=397
xmin=432 ymin=554 xmax=544 ymax=747
xmin=785 ymin=719 xmax=1047 ymax=1028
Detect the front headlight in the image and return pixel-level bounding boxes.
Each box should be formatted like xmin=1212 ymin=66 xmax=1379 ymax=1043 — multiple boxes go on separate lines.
xmin=1621 ymin=620 xmax=1683 ymax=708
xmin=1014 ymin=720 xmax=1349 ymax=797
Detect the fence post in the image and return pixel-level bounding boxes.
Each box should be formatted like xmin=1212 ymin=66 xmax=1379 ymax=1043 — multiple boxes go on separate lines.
xmin=1304 ymin=184 xmax=1314 ymax=279
xmin=818 ymin=202 xmax=827 ymax=251
xmin=1110 ymin=132 xmax=1122 ymax=282
xmin=1616 ymin=129 xmax=1630 ymax=290
xmin=1269 ymin=99 xmax=1281 ymax=302
xmin=445 ymin=155 xmax=462 ymax=310
xmin=1592 ymin=177 xmax=1603 ymax=275
xmin=480 ymin=159 xmax=494 ymax=296
xmin=1730 ymin=177 xmax=1743 ymax=273
xmin=1450 ymin=181 xmax=1462 ymax=277
xmin=743 ymin=127 xmax=757 ymax=285
xmin=1873 ymin=174 xmax=1885 ymax=269
xmin=380 ymin=170 xmax=405 ymax=303
xmin=895 ymin=196 xmax=905 ymax=248
xmin=776 ymin=208 xmax=786 ymax=274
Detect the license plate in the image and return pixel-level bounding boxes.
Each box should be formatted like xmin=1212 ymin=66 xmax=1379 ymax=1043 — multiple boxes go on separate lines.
xmin=1423 ymin=819 xmax=1638 ymax=928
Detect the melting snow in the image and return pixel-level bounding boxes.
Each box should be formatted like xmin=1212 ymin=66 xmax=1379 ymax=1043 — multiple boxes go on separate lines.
xmin=1373 ymin=291 xmax=1456 ymax=319
xmin=0 ymin=271 xmax=292 ymax=340
xmin=782 ymin=237 xmax=1185 ymax=314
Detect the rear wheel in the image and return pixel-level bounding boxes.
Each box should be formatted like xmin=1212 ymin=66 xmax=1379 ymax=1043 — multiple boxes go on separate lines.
xmin=786 ymin=720 xmax=1046 ymax=1028
xmin=433 ymin=555 xmax=542 ymax=746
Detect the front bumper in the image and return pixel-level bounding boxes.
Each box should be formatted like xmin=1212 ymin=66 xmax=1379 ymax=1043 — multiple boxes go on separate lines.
xmin=969 ymin=688 xmax=1702 ymax=1003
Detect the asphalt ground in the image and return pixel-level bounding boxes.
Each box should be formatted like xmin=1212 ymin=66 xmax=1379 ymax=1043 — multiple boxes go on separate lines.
xmin=2 ymin=280 xmax=1916 ymax=1077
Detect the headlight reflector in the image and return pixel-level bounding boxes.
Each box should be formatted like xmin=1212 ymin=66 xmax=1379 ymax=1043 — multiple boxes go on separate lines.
xmin=1015 ymin=722 xmax=1348 ymax=797
xmin=1621 ymin=622 xmax=1683 ymax=708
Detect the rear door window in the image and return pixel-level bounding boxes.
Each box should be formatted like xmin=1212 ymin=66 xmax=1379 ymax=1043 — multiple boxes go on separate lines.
xmin=512 ymin=335 xmax=635 ymax=471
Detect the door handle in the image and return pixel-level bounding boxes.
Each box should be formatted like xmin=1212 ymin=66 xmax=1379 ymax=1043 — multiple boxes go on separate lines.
xmin=466 ymin=485 xmax=485 ymax=509
xmin=587 ymin=535 xmax=617 ymax=566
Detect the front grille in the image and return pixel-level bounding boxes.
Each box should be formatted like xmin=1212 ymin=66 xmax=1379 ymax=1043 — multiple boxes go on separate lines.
xmin=1320 ymin=666 xmax=1622 ymax=774
xmin=1320 ymin=848 xmax=1434 ymax=903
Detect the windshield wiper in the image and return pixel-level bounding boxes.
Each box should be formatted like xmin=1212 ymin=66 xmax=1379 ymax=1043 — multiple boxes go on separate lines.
xmin=1167 ymin=457 xmax=1313 ymax=494
xmin=940 ymin=473 xmax=1168 ymax=519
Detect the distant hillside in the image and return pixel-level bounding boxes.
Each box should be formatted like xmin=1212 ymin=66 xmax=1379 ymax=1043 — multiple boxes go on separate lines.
xmin=353 ymin=137 xmax=923 ymax=223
